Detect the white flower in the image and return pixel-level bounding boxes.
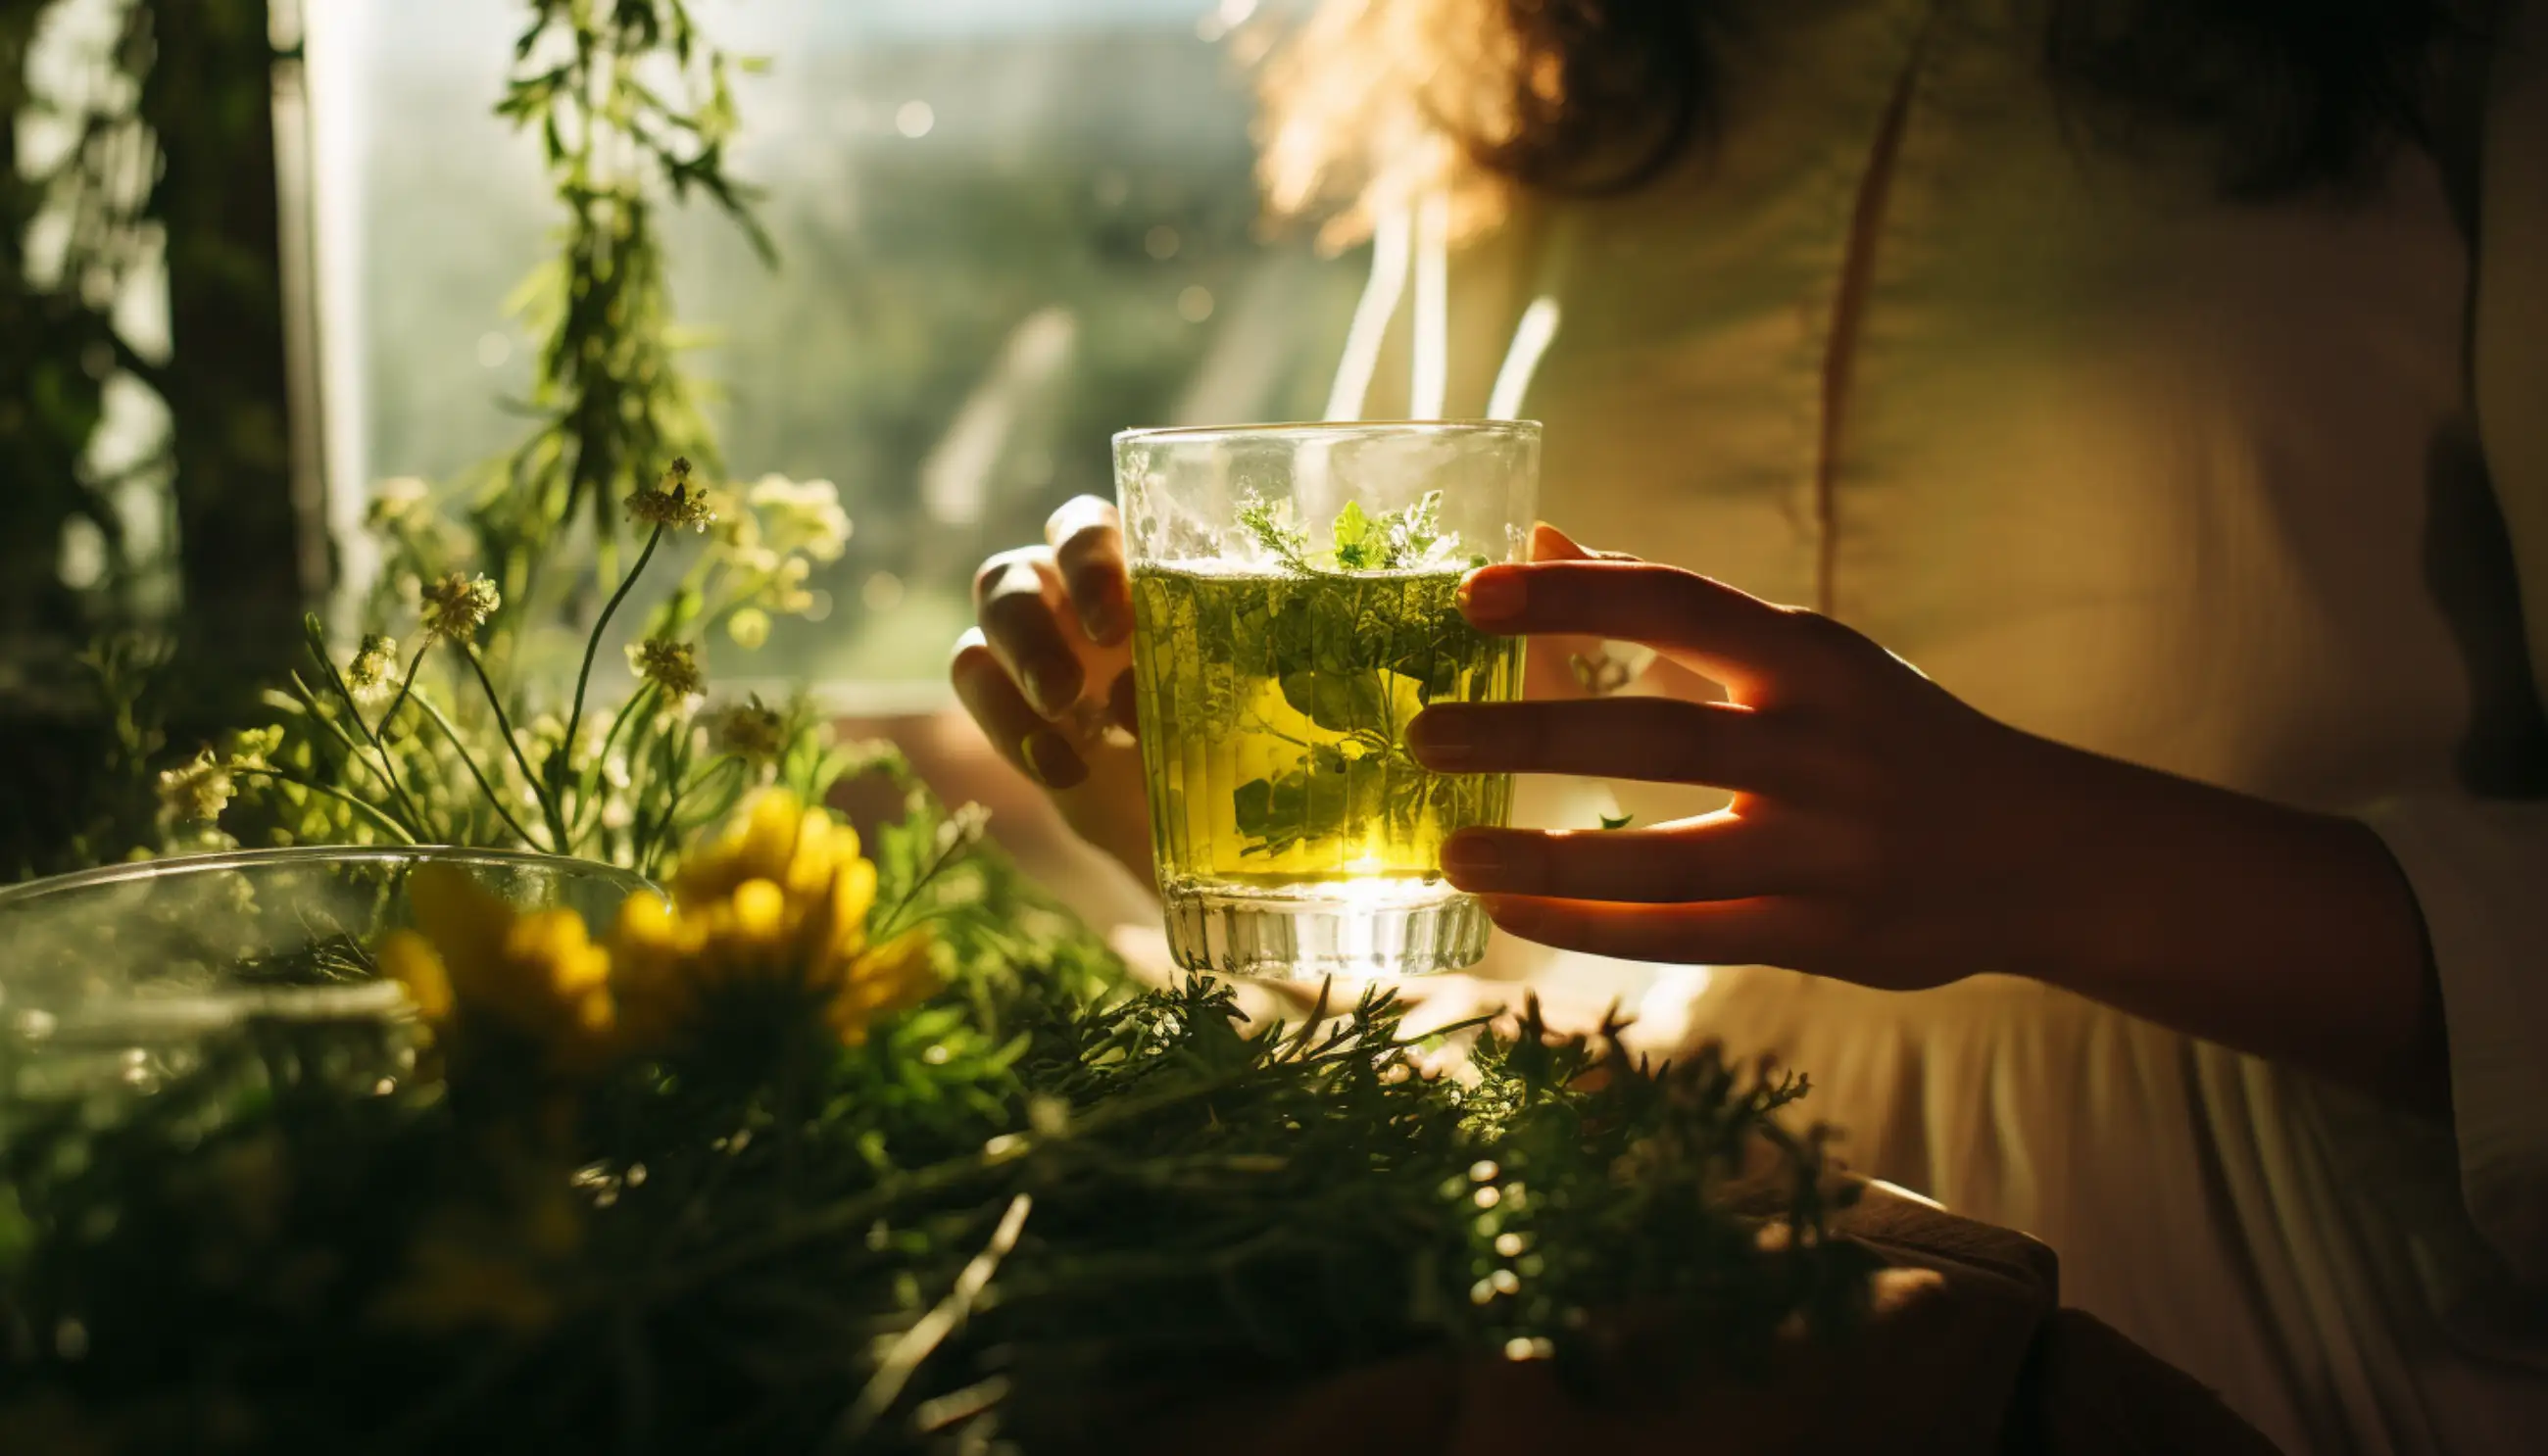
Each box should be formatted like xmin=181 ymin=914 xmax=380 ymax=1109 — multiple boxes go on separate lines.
xmin=627 ymin=638 xmax=706 ymax=700
xmin=713 ymin=697 xmax=789 ymax=763
xmin=420 ymin=574 xmax=501 ymax=641
xmin=747 ymin=474 xmax=852 ymax=561
xmin=347 ymin=634 xmax=402 ymax=707
xmin=365 ymin=477 xmax=432 ymax=531
xmin=725 ymin=607 xmax=772 ymax=651
xmin=157 ymin=748 xmax=236 ymax=824
xmin=625 ymin=456 xmax=715 ymax=533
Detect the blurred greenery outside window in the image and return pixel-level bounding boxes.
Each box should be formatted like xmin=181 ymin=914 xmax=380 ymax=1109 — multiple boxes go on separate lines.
xmin=321 ymin=0 xmax=1362 ymax=711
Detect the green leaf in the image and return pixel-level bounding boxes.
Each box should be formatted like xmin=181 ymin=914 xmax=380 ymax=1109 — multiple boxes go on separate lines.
xmin=1278 ymin=670 xmax=1387 ymax=736
xmin=1233 ymin=776 xmax=1276 ymax=849
xmin=1382 ymin=489 xmax=1445 ymax=567
xmin=1331 ymin=501 xmax=1376 ymax=569
xmin=1599 ymin=813 xmax=1636 ymax=831
xmin=1235 ymin=744 xmax=1359 ymax=856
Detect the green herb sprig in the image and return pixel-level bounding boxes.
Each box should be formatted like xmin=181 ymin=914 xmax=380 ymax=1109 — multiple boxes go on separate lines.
xmin=1237 ymin=489 xmax=1459 ymax=574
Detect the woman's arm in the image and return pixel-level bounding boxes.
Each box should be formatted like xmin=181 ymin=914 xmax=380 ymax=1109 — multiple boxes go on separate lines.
xmin=1415 ymin=4 xmax=2548 ymax=1261
xmin=1406 ymin=542 xmax=2448 ymax=1110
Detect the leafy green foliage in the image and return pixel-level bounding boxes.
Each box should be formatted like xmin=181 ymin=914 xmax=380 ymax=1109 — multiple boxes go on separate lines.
xmin=488 ymin=0 xmax=764 ymax=571
xmin=144 ymin=4 xmax=855 ymax=879
xmin=0 ymin=0 xmax=168 ymax=637
xmin=0 ymin=848 xmax=1874 ymax=1453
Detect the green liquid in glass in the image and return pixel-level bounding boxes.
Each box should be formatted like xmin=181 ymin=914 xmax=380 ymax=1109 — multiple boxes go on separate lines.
xmin=1128 ymin=563 xmax=1521 ymax=897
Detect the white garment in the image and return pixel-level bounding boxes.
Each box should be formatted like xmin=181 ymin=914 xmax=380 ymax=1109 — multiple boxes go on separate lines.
xmin=1348 ymin=1 xmax=2548 ymax=1450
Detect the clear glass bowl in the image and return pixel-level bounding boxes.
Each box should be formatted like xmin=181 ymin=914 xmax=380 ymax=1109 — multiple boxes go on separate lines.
xmin=0 ymin=847 xmax=650 ymax=1111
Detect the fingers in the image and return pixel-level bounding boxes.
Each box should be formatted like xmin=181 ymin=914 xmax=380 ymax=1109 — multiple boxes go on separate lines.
xmin=952 ymin=629 xmax=1086 ymax=789
xmin=1519 ymin=523 xmax=1616 ymax=701
xmin=1438 ymin=813 xmax=1853 ymax=903
xmin=973 ymin=547 xmax=1082 ymax=715
xmin=1457 ymin=559 xmax=1824 ymax=701
xmin=1046 ymin=494 xmax=1132 ymax=646
xmin=1406 ymin=698 xmax=1797 ymax=794
xmin=1477 ymin=894 xmax=1821 ymax=966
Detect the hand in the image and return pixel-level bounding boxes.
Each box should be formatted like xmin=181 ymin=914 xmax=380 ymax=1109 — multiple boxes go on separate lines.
xmin=1406 ymin=532 xmax=2076 ymax=988
xmin=1406 ymin=529 xmax=2447 ymax=1109
xmin=950 ymin=495 xmax=1153 ymax=880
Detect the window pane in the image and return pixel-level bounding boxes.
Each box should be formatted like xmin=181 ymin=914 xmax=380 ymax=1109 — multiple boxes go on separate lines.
xmin=323 ymin=0 xmax=1361 ymax=697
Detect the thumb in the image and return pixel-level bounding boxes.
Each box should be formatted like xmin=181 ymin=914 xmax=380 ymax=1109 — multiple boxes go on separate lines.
xmin=1530 ymin=522 xmax=1641 ymax=563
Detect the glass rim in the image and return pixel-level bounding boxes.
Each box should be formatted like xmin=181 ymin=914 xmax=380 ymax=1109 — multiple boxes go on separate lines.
xmin=0 ymin=844 xmax=654 ymax=909
xmin=1113 ymin=417 xmax=1542 ymax=449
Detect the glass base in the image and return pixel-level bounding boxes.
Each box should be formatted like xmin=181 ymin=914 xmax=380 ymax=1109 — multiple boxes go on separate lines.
xmin=1158 ymin=877 xmax=1489 ymax=982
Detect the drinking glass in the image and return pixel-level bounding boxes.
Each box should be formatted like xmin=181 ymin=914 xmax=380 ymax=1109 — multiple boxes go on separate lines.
xmin=1114 ymin=419 xmax=1541 ymax=980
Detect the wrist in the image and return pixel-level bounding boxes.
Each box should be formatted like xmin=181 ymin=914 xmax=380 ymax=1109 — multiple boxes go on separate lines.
xmin=1986 ymin=733 xmax=2148 ymax=990
xmin=1998 ymin=735 xmax=2445 ymax=1107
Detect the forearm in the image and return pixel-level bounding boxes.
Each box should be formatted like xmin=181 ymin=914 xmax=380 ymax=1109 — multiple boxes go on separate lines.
xmin=2023 ymin=740 xmax=2449 ymax=1114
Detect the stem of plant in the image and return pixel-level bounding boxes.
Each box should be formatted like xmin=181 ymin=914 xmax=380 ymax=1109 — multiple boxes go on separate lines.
xmin=570 ymin=681 xmax=659 ymax=846
xmin=456 ymin=641 xmax=570 ymax=850
xmin=639 ymin=753 xmax=745 ymax=875
xmin=307 ymin=649 xmax=432 ymax=837
xmin=409 ymin=692 xmax=550 ymax=850
xmin=563 ymin=521 xmax=665 ymax=801
xmin=228 ymin=767 xmax=419 ymax=845
xmin=374 ymin=642 xmax=433 ymax=740
xmin=285 ymin=676 xmax=427 ymax=839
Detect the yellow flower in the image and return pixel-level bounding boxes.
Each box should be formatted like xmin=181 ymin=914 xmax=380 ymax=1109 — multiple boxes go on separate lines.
xmin=624 ymin=455 xmax=716 ymax=532
xmin=627 ymin=636 xmax=706 ymax=700
xmin=610 ymin=792 xmax=935 ymax=1052
xmin=379 ymin=862 xmax=618 ymax=1074
xmin=420 ymin=572 xmax=501 ymax=641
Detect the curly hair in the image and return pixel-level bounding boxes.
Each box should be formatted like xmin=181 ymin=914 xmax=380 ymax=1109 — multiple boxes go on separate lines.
xmin=1260 ymin=0 xmax=2465 ymax=246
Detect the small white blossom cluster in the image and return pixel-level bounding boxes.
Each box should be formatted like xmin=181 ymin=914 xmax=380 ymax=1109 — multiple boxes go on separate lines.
xmin=706 ymin=473 xmax=853 ymax=650
xmin=156 ymin=749 xmax=235 ymax=825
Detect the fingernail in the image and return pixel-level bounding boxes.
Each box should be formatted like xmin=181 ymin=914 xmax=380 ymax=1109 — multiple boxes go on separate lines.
xmin=1107 ymin=668 xmax=1141 ymax=733
xmin=1531 ymin=521 xmax=1585 ymax=558
xmin=1441 ymin=834 xmax=1506 ymax=881
xmin=1021 ymin=729 xmax=1086 ymax=789
xmin=1079 ymin=592 xmax=1128 ymax=647
xmin=1022 ymin=662 xmax=1078 ymax=716
xmin=1405 ymin=710 xmax=1473 ymax=768
xmin=1459 ymin=567 xmax=1525 ymax=621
